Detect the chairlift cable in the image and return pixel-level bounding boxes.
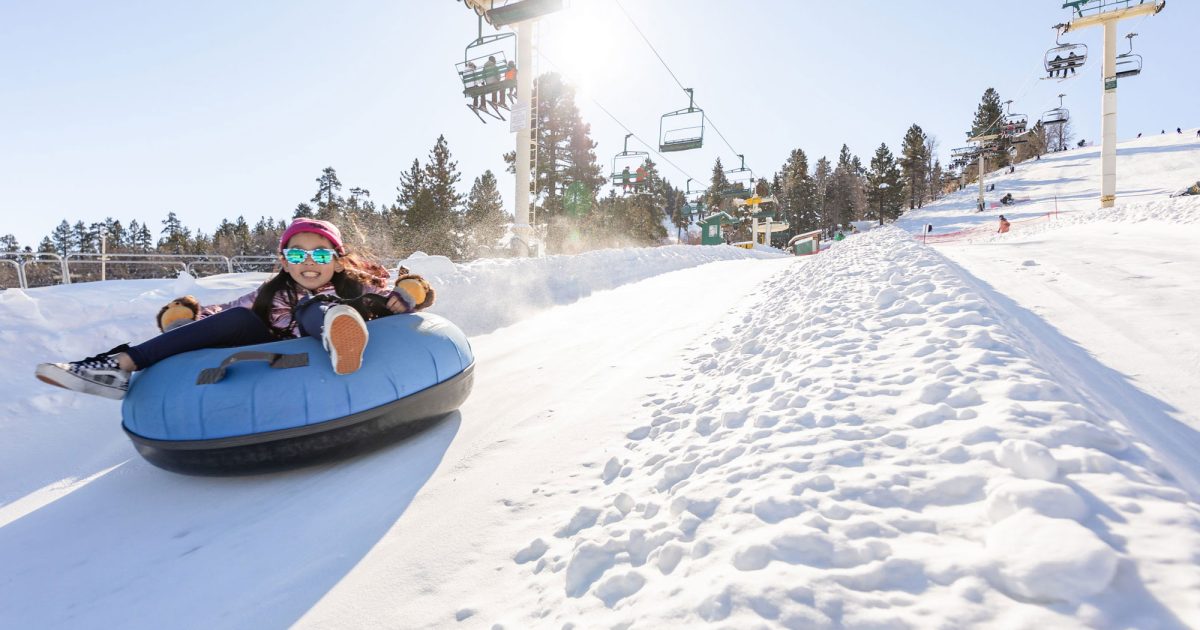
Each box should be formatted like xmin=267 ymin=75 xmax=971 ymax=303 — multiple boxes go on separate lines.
xmin=613 ymin=0 xmax=688 ymax=93
xmin=536 ymin=51 xmax=704 ymax=186
xmin=613 ymin=0 xmax=750 ymax=172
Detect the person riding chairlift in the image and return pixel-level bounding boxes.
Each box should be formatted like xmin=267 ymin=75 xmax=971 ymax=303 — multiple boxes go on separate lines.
xmin=620 ymin=166 xmax=632 ymax=193
xmin=1048 ymin=54 xmax=1064 ymax=78
xmin=483 ymin=56 xmax=500 ymax=108
xmin=464 ymin=61 xmax=482 ymax=110
xmin=634 ymin=165 xmax=648 ymax=189
xmin=1065 ymin=52 xmax=1080 ymax=76
xmin=504 ymin=62 xmax=517 ymax=104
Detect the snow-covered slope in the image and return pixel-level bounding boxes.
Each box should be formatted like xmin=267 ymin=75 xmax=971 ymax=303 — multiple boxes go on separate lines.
xmin=898 ymin=129 xmax=1200 ymax=488
xmin=304 ymin=228 xmax=1200 ymax=628
xmin=3 ymin=224 xmax=1199 ymax=628
xmin=897 ymin=127 xmax=1200 ymax=238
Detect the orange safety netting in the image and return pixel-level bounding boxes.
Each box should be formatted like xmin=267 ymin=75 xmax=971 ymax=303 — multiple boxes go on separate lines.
xmin=916 ymin=211 xmax=1061 ymax=244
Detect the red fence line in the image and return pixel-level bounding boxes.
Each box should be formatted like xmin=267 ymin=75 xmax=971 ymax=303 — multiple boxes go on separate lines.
xmin=916 ymin=210 xmax=1061 ymax=244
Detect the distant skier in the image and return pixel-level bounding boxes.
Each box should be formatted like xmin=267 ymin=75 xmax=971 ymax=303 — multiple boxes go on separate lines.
xmin=997 ymin=215 xmax=1011 ymax=234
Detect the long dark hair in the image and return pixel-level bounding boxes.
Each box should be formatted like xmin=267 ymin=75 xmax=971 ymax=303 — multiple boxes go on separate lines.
xmin=251 ymin=251 xmax=390 ymax=336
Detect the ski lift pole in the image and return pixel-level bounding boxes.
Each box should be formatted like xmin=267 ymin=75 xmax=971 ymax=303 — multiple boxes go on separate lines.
xmin=513 ymin=20 xmax=534 ymax=254
xmin=1062 ymin=0 xmax=1165 ymax=208
xmin=1100 ymin=18 xmax=1117 ymax=208
xmin=978 ymin=150 xmax=985 ymax=212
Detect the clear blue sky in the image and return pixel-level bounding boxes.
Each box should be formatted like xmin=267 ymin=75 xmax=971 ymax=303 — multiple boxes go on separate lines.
xmin=3 ymin=0 xmax=1196 ymax=247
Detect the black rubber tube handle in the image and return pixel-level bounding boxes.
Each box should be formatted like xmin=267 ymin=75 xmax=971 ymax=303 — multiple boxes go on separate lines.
xmin=196 ymin=351 xmax=309 ymax=385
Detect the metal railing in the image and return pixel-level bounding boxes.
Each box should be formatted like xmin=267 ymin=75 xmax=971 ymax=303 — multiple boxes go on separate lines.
xmin=1 ymin=252 xmax=237 ymax=289
xmin=0 ymin=252 xmax=418 ymax=290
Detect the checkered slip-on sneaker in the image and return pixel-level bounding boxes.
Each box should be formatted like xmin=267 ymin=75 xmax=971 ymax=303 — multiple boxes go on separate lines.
xmin=35 ymin=351 xmax=131 ymax=400
xmin=322 ymin=304 xmax=369 ymax=376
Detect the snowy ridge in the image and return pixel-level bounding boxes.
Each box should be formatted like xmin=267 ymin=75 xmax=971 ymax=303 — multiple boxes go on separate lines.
xmin=410 ymin=243 xmax=784 ymax=336
xmin=494 ymin=228 xmax=1200 ymax=628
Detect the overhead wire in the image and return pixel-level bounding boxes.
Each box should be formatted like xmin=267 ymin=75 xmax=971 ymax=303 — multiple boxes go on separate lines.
xmin=612 ymin=0 xmax=750 ymax=173
xmin=536 ymin=51 xmax=705 ymax=187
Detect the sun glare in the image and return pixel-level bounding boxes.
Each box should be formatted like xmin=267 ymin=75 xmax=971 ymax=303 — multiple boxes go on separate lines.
xmin=541 ymin=1 xmax=624 ymax=96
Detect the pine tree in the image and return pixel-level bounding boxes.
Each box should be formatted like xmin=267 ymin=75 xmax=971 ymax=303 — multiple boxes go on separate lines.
xmin=251 ymin=216 xmax=285 ymax=255
xmin=311 ymin=167 xmax=344 ymax=222
xmin=707 ymin=157 xmax=730 ymax=210
xmin=778 ymin=148 xmax=817 ymax=237
xmin=866 ymin=143 xmax=904 ymax=224
xmin=213 ymin=216 xmax=252 ymax=256
xmin=394 ymin=158 xmax=425 ymax=249
xmin=970 ymin=88 xmax=1010 ymax=168
xmin=824 ymin=145 xmax=859 ymax=231
xmin=159 ymin=211 xmax=191 ymax=253
xmin=812 ymin=157 xmax=832 ymax=231
xmin=73 ymin=221 xmax=95 ymax=254
xmin=50 ymin=220 xmax=75 ymax=255
xmin=970 ymin=88 xmax=1004 ymax=138
xmin=103 ymin=218 xmax=126 ymax=251
xmin=503 ymin=73 xmax=604 ymax=229
xmin=900 ymin=124 xmax=930 ymax=209
xmin=1016 ymin=121 xmax=1048 ymax=162
xmin=623 ymin=158 xmax=668 ymax=244
xmin=131 ymin=221 xmax=154 ymax=252
xmin=420 ymin=135 xmax=465 ymax=257
xmin=0 ymin=234 xmax=19 ymax=252
xmin=463 ymin=170 xmax=509 ymax=258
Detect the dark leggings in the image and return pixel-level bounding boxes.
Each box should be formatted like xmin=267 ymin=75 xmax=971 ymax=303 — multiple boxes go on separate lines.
xmin=125 ymin=295 xmax=390 ymax=370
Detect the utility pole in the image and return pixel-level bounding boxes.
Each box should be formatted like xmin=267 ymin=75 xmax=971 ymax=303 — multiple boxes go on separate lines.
xmin=1062 ymin=0 xmax=1165 ymax=208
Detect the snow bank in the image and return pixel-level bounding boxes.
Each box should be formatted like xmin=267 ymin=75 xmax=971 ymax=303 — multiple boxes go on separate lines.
xmin=419 ymin=244 xmax=784 ymax=335
xmin=494 ymin=227 xmax=1200 ymax=627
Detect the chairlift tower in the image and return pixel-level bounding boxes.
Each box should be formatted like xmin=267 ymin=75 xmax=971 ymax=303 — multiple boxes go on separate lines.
xmin=460 ymin=0 xmax=563 ymax=254
xmin=1060 ymin=0 xmax=1165 ymax=208
xmin=966 ymin=133 xmax=999 ymax=212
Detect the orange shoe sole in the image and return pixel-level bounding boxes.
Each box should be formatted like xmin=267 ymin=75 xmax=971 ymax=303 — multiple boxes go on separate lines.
xmin=329 ymin=313 xmax=368 ymax=375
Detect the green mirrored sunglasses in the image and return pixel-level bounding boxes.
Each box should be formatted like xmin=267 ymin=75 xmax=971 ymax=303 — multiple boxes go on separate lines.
xmin=282 ymin=247 xmax=336 ymax=265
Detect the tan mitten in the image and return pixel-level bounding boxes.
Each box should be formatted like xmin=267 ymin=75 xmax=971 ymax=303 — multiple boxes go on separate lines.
xmin=157 ymin=295 xmax=201 ymax=332
xmin=392 ymin=267 xmax=435 ymax=312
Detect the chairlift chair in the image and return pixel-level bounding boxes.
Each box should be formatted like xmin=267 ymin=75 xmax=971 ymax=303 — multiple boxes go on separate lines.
xmin=659 ymin=88 xmax=704 ymax=152
xmin=1000 ymin=101 xmax=1029 ymax=143
xmin=1115 ymin=32 xmax=1142 ymax=78
xmin=1040 ymin=93 xmax=1070 ymax=126
xmin=682 ymin=178 xmax=707 ymax=216
xmin=720 ymin=155 xmax=755 ymax=199
xmin=1043 ymin=25 xmax=1087 ymax=80
xmin=611 ymin=134 xmax=651 ymax=193
xmin=455 ymin=17 xmax=518 ymax=123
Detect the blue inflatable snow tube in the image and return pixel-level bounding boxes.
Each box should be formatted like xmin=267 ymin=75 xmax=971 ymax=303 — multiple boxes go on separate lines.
xmin=122 ymin=312 xmax=474 ymax=474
